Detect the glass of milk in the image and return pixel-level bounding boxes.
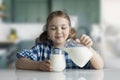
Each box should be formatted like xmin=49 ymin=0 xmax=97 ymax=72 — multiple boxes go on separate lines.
xmin=50 ymin=48 xmax=66 ymax=72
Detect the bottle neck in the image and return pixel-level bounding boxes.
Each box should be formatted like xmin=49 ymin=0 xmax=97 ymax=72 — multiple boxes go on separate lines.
xmin=52 ymin=48 xmax=63 ymax=54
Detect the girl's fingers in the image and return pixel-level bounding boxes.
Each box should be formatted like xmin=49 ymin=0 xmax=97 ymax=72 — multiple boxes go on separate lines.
xmin=83 ymin=38 xmax=89 ymax=44
xmin=80 ymin=34 xmax=93 ymax=47
xmin=85 ymin=41 xmax=92 ymax=47
xmin=40 ymin=60 xmax=52 ymax=71
xmin=75 ymin=38 xmax=81 ymax=43
xmin=80 ymin=34 xmax=86 ymax=42
xmin=45 ymin=59 xmax=50 ymax=64
xmin=80 ymin=35 xmax=89 ymax=43
xmin=46 ymin=63 xmax=51 ymax=69
xmin=45 ymin=60 xmax=52 ymax=71
xmin=84 ymin=38 xmax=92 ymax=44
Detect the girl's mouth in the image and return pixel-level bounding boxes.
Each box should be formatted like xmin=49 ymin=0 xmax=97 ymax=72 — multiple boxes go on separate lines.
xmin=55 ymin=36 xmax=62 ymax=39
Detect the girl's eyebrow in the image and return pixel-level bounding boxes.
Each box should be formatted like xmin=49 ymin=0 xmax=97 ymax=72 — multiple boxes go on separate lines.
xmin=49 ymin=25 xmax=55 ymax=27
xmin=49 ymin=23 xmax=67 ymax=27
xmin=61 ymin=24 xmax=66 ymax=26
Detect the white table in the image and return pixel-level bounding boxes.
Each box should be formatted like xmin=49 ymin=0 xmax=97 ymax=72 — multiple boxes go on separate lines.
xmin=0 ymin=69 xmax=119 ymax=80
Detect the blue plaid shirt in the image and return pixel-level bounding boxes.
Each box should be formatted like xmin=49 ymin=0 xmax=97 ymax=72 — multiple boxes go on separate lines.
xmin=16 ymin=39 xmax=93 ymax=69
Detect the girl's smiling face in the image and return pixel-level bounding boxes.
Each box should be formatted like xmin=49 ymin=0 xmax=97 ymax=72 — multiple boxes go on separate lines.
xmin=48 ymin=17 xmax=70 ymax=47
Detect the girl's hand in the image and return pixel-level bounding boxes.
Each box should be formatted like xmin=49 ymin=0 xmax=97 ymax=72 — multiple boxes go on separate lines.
xmin=79 ymin=34 xmax=93 ymax=48
xmin=39 ymin=59 xmax=52 ymax=71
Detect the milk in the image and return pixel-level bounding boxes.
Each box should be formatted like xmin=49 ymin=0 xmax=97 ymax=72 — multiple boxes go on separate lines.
xmin=63 ymin=47 xmax=93 ymax=67
xmin=50 ymin=48 xmax=66 ymax=72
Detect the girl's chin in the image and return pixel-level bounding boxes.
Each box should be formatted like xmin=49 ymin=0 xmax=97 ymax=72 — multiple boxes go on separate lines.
xmin=54 ymin=41 xmax=65 ymax=45
xmin=55 ymin=41 xmax=64 ymax=44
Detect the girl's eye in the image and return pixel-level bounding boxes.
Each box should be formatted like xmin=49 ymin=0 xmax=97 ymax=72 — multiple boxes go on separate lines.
xmin=50 ymin=27 xmax=56 ymax=30
xmin=61 ymin=24 xmax=68 ymax=29
xmin=62 ymin=27 xmax=66 ymax=29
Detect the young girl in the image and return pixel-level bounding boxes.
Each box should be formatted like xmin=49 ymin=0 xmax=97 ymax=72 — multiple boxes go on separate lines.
xmin=16 ymin=11 xmax=104 ymax=71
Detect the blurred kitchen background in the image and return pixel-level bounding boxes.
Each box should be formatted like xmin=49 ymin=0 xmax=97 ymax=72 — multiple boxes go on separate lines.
xmin=0 ymin=0 xmax=120 ymax=69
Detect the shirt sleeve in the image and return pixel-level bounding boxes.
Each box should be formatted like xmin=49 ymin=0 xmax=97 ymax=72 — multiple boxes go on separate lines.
xmin=82 ymin=61 xmax=94 ymax=69
xmin=16 ymin=44 xmax=40 ymax=61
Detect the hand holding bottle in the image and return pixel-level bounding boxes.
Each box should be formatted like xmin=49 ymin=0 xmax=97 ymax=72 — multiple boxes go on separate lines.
xmin=39 ymin=59 xmax=52 ymax=71
xmin=76 ymin=34 xmax=93 ymax=48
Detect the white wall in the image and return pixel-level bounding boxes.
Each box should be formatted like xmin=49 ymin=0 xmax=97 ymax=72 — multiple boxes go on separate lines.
xmin=101 ymin=0 xmax=120 ymax=26
xmin=0 ymin=23 xmax=44 ymax=41
xmin=100 ymin=0 xmax=120 ymax=68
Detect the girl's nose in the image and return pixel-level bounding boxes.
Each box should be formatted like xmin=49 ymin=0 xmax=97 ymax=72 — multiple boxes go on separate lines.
xmin=56 ymin=28 xmax=62 ymax=34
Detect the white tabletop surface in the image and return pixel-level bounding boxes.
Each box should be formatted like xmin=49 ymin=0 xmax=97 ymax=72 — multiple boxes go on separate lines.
xmin=0 ymin=68 xmax=119 ymax=80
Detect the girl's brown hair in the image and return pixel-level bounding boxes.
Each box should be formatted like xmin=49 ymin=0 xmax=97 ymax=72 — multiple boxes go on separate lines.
xmin=37 ymin=11 xmax=77 ymax=43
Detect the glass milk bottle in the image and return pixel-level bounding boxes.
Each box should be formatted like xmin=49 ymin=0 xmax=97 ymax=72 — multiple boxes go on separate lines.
xmin=50 ymin=48 xmax=66 ymax=72
xmin=63 ymin=39 xmax=93 ymax=67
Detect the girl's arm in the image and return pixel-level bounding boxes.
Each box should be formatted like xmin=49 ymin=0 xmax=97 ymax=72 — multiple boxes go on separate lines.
xmin=89 ymin=47 xmax=104 ymax=69
xmin=16 ymin=58 xmax=51 ymax=71
xmin=77 ymin=34 xmax=104 ymax=69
